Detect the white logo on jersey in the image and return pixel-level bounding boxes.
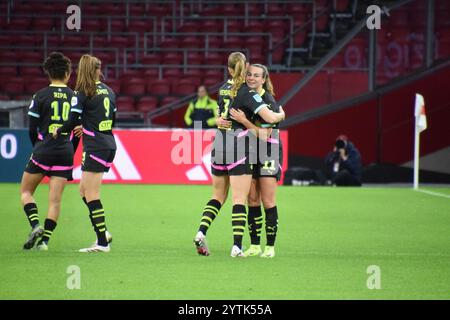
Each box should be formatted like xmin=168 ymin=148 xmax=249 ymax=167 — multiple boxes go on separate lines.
xmin=71 ymin=97 xmax=78 ymax=106
xmin=29 ymin=100 xmax=34 ymax=109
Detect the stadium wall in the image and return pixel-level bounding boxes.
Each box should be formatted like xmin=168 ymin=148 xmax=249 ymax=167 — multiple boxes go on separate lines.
xmin=272 ymin=64 xmax=450 ymax=166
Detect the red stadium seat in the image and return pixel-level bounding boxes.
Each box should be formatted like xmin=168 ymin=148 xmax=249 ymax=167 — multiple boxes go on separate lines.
xmin=20 ymin=67 xmax=43 ymax=77
xmin=128 ymin=20 xmax=154 ymax=33
xmin=142 ymin=53 xmax=162 ymax=65
xmin=203 ymin=76 xmax=224 ymax=89
xmin=120 ymin=69 xmax=143 ymax=82
xmin=204 ymin=52 xmax=224 ymax=65
xmin=6 ymin=18 xmax=30 ymax=30
xmin=163 ymin=68 xmax=182 ymax=80
xmin=246 ymin=20 xmax=265 ymax=33
xmin=13 ymin=35 xmax=36 ymax=46
xmin=178 ymin=21 xmax=199 ymax=33
xmin=173 ymin=82 xmax=197 ymax=96
xmin=0 ymin=67 xmax=17 ymax=76
xmin=147 ymin=79 xmax=171 ymax=95
xmin=246 ymin=4 xmax=264 ymax=16
xmin=103 ymin=79 xmax=121 ymax=94
xmin=202 ymin=20 xmax=222 ymax=32
xmin=203 ymin=69 xmax=224 ymax=80
xmin=223 ymin=4 xmax=242 ymax=16
xmin=160 ymin=96 xmax=179 ymax=107
xmin=3 ymin=78 xmax=25 ymax=95
xmin=32 ymin=19 xmax=55 ymax=31
xmin=163 ymin=52 xmax=183 ymax=65
xmin=116 ymin=96 xmax=136 ymax=112
xmin=108 ymin=20 xmax=125 ymax=32
xmin=25 ymin=77 xmax=50 ymax=94
xmin=246 ymin=37 xmax=265 ymax=55
xmin=226 ymin=20 xmax=242 ymax=33
xmin=205 ymin=36 xmax=223 ymax=48
xmin=183 ymin=36 xmax=204 ymax=49
xmin=0 ymin=52 xmax=18 ymax=63
xmin=186 ymin=52 xmax=204 ymax=65
xmin=267 ymin=4 xmax=284 ymax=16
xmin=144 ymin=68 xmax=160 ymax=79
xmin=122 ymin=78 xmax=147 ymax=96
xmin=136 ymin=96 xmax=158 ymax=112
xmin=159 ymin=37 xmax=180 ymax=49
xmin=178 ymin=76 xmax=202 ymax=88
xmin=223 ymin=36 xmax=244 ymax=50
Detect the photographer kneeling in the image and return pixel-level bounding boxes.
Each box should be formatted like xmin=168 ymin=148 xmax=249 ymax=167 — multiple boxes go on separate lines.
xmin=325 ymin=135 xmax=362 ymax=187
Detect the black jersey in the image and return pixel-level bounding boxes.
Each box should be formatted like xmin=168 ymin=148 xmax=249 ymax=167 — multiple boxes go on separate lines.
xmin=27 ymin=84 xmax=75 ymax=155
xmin=228 ymin=83 xmax=267 ymax=130
xmin=251 ymin=89 xmax=281 ymax=129
xmin=71 ymin=82 xmax=117 ymax=152
xmin=217 ymin=79 xmax=233 ymax=118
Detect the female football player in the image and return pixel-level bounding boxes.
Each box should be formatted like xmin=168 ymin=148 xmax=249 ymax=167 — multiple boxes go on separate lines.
xmin=21 ymin=52 xmax=75 ymax=251
xmin=229 ymin=64 xmax=283 ymax=258
xmin=55 ymin=54 xmax=116 ymax=253
xmin=208 ymin=54 xmax=284 ymax=257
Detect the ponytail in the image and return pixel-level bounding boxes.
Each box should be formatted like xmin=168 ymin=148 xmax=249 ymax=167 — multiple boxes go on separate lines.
xmin=227 ymin=52 xmax=247 ymax=97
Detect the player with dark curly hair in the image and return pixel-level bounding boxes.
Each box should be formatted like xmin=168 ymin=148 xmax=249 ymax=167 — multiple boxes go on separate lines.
xmin=21 ymin=52 xmax=77 ymax=251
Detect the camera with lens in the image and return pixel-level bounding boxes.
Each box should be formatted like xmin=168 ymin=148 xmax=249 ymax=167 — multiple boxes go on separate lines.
xmin=335 ymin=139 xmax=346 ymax=150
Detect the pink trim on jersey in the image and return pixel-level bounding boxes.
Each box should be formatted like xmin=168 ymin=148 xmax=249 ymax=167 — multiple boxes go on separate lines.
xmin=38 ymin=133 xmax=43 ymax=140
xmin=89 ymin=154 xmax=112 ymax=168
xmin=267 ymin=138 xmax=279 ymax=144
xmin=211 ymin=157 xmax=247 ymax=171
xmin=83 ymin=128 xmax=95 ymax=136
xmin=31 ymin=158 xmax=73 ymax=171
xmin=69 ymin=131 xmax=74 ymax=141
xmin=237 ymin=130 xmax=249 ymax=138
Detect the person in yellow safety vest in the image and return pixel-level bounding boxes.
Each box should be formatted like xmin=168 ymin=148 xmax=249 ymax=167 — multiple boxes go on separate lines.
xmin=184 ymin=85 xmax=218 ymax=128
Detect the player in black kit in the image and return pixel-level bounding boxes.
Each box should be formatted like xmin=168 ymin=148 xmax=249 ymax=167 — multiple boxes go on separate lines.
xmin=21 ymin=52 xmax=76 ymax=251
xmin=196 ymin=52 xmax=285 ymax=258
xmin=193 ymin=52 xmax=240 ymax=256
xmin=55 ymin=54 xmax=116 ymax=253
xmin=230 ymin=64 xmax=283 ymax=258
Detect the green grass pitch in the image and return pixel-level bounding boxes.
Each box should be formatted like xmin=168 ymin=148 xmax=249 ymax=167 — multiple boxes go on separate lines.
xmin=0 ymin=183 xmax=449 ymax=299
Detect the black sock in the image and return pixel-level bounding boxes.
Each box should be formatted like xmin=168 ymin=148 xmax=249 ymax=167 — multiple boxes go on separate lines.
xmin=232 ymin=204 xmax=247 ymax=248
xmin=198 ymin=199 xmax=222 ymax=235
xmin=84 ymin=197 xmax=108 ymax=232
xmin=247 ymin=206 xmax=263 ymax=245
xmin=87 ymin=199 xmax=108 ymax=246
xmin=38 ymin=218 xmax=57 ymax=244
xmin=24 ymin=203 xmax=39 ymax=229
xmin=265 ymin=206 xmax=278 ymax=246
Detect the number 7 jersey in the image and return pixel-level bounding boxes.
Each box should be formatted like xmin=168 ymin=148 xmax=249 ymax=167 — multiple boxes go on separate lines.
xmin=71 ymin=81 xmax=117 ymax=152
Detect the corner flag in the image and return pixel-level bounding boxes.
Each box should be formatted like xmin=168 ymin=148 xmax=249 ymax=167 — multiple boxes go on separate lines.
xmin=414 ymin=93 xmax=427 ymax=133
xmin=413 ymin=93 xmax=427 ymax=190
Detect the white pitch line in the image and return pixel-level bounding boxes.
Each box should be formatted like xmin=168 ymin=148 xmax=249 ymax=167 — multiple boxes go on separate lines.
xmin=414 ymin=188 xmax=450 ymax=199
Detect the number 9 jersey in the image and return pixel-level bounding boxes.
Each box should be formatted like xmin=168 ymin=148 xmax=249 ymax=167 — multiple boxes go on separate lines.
xmin=71 ymin=81 xmax=117 ymax=153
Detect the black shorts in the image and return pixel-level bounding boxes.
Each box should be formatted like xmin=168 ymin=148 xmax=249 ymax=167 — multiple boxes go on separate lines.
xmin=82 ymin=150 xmax=116 ymax=173
xmin=252 ymin=140 xmax=283 ymax=181
xmin=211 ymin=160 xmax=253 ymax=176
xmin=25 ymin=153 xmax=73 ymax=180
